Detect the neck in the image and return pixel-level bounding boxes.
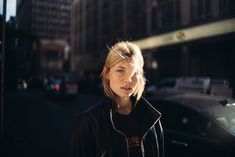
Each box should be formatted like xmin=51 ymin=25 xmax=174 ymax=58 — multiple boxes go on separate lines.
xmin=116 ymin=97 xmax=132 ymax=115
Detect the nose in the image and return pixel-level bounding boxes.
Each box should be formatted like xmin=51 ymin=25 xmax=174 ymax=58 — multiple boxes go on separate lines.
xmin=123 ymin=76 xmax=132 ymax=83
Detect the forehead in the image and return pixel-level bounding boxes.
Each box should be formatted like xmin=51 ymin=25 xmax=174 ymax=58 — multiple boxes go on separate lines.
xmin=112 ymin=60 xmax=136 ymax=70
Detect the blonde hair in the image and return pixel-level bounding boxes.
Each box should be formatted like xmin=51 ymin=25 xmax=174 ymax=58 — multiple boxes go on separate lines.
xmin=101 ymin=41 xmax=146 ymax=104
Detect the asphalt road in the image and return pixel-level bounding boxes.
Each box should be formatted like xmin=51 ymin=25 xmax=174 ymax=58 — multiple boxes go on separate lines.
xmin=3 ymin=89 xmax=101 ymax=157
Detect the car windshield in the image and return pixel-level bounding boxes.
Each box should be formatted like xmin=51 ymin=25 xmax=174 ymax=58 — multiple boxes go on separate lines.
xmin=53 ymin=79 xmax=62 ymax=84
xmin=204 ymin=104 xmax=235 ymax=135
xmin=64 ymin=74 xmax=78 ymax=83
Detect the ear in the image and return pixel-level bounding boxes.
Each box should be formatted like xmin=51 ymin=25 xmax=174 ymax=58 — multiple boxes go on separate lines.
xmin=103 ymin=67 xmax=110 ymax=80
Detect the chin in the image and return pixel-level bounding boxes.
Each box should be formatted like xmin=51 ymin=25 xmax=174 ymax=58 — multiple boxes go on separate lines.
xmin=119 ymin=92 xmax=133 ymax=98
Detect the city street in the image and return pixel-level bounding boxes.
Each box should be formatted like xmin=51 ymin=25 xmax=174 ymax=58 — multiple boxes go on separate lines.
xmin=3 ymin=89 xmax=101 ymax=157
xmin=1 ymin=1 xmax=235 ymax=157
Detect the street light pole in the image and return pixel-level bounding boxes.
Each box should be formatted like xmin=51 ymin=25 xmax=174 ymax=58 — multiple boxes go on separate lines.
xmin=1 ymin=0 xmax=7 ymax=147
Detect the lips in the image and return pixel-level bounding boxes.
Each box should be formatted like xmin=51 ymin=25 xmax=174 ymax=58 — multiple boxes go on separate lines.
xmin=121 ymin=86 xmax=132 ymax=90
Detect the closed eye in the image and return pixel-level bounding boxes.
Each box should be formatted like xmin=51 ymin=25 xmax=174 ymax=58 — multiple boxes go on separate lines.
xmin=116 ymin=69 xmax=125 ymax=74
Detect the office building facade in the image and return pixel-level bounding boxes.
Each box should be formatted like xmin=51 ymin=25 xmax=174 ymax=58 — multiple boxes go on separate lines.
xmin=71 ymin=0 xmax=235 ymax=93
xmin=16 ymin=0 xmax=71 ymax=77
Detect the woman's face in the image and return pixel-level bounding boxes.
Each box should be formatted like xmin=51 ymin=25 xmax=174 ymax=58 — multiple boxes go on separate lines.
xmin=107 ymin=60 xmax=139 ymax=99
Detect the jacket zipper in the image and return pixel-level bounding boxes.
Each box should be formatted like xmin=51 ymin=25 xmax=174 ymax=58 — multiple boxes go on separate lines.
xmin=141 ymin=127 xmax=152 ymax=157
xmin=109 ymin=110 xmax=130 ymax=157
xmin=140 ymin=117 xmax=161 ymax=157
xmin=110 ymin=109 xmax=161 ymax=157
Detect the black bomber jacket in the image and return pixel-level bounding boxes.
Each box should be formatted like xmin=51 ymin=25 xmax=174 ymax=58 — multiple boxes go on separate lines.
xmin=68 ymin=97 xmax=164 ymax=157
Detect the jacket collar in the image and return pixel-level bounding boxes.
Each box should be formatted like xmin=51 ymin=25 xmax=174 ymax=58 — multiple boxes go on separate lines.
xmin=138 ymin=97 xmax=161 ymax=137
xmin=102 ymin=96 xmax=161 ymax=137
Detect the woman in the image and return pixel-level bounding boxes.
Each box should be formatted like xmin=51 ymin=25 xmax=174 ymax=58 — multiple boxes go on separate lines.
xmin=68 ymin=41 xmax=164 ymax=157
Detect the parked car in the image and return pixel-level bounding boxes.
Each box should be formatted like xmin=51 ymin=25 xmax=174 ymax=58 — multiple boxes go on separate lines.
xmin=146 ymin=77 xmax=233 ymax=98
xmin=17 ymin=78 xmax=28 ymax=90
xmin=148 ymin=93 xmax=235 ymax=157
xmin=45 ymin=74 xmax=79 ymax=97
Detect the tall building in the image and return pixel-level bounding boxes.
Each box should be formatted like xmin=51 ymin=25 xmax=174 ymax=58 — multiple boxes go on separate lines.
xmin=16 ymin=0 xmax=71 ymax=77
xmin=135 ymin=0 xmax=235 ymax=96
xmin=17 ymin=0 xmax=71 ymax=40
xmin=71 ymin=0 xmax=235 ymax=96
xmin=71 ymin=0 xmax=148 ymax=72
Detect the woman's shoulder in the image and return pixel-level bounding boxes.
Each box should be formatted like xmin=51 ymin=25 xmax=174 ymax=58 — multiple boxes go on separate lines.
xmin=75 ymin=97 xmax=111 ymax=122
xmin=72 ymin=97 xmax=112 ymax=133
xmin=87 ymin=97 xmax=111 ymax=113
xmin=138 ymin=96 xmax=162 ymax=116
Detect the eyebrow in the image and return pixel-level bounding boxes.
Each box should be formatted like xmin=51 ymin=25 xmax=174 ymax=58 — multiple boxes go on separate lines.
xmin=116 ymin=66 xmax=126 ymax=70
xmin=116 ymin=65 xmax=137 ymax=76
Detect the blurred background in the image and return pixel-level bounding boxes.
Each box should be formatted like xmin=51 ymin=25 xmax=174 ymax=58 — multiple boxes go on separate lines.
xmin=1 ymin=0 xmax=235 ymax=157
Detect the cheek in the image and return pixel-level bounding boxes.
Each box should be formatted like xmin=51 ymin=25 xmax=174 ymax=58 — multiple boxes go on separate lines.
xmin=109 ymin=75 xmax=120 ymax=88
xmin=109 ymin=79 xmax=121 ymax=94
xmin=131 ymin=76 xmax=139 ymax=85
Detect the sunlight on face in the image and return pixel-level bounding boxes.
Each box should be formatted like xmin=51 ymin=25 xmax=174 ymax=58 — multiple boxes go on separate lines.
xmin=107 ymin=60 xmax=140 ymax=99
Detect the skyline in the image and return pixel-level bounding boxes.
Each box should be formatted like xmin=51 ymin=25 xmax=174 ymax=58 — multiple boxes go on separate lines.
xmin=0 ymin=0 xmax=16 ymax=21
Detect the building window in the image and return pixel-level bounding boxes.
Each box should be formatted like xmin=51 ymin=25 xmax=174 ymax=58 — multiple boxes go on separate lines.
xmin=198 ymin=0 xmax=210 ymax=19
xmin=219 ymin=0 xmax=231 ymax=16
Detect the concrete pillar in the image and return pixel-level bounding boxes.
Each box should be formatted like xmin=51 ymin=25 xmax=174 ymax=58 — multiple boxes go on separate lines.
xmin=210 ymin=0 xmax=219 ymax=18
xmin=180 ymin=0 xmax=191 ymax=26
xmin=181 ymin=45 xmax=190 ymax=75
xmin=146 ymin=0 xmax=152 ymax=36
